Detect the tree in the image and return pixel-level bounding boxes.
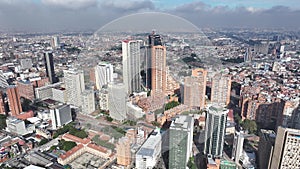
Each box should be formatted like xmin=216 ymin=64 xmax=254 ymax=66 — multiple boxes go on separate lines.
xmin=187 ymin=157 xmax=197 ymax=169
xmin=106 ymin=116 xmax=113 ymax=122
xmin=165 ymin=101 xmax=180 ymax=110
xmin=0 ymin=114 xmax=7 ymax=130
xmin=241 ymin=119 xmax=257 ymax=134
xmin=39 ymin=139 xmax=49 ymax=146
xmin=59 ymin=140 xmax=77 ymax=151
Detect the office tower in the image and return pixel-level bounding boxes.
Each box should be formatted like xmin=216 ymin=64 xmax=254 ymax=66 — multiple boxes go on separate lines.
xmin=146 ymin=33 xmax=166 ymax=98
xmin=258 ymin=129 xmax=276 ymax=169
xmin=136 ymin=129 xmax=162 ymax=169
xmin=232 ymin=131 xmax=244 ymax=163
xmin=64 ymin=69 xmax=85 ymax=107
xmin=17 ymin=80 xmax=34 ymax=101
xmin=20 ymin=58 xmax=32 ymax=70
xmin=7 ymin=85 xmax=22 ymax=116
xmin=44 ymin=52 xmax=57 ymax=84
xmin=204 ymin=105 xmax=228 ymax=157
xmin=184 ymin=68 xmax=207 ymax=109
xmin=81 ymin=90 xmax=95 ymax=114
xmin=108 ymin=83 xmax=127 ymax=121
xmin=211 ymin=73 xmax=231 ymax=106
xmin=51 ymin=36 xmax=60 ymax=48
xmin=169 ymin=115 xmax=194 ymax=169
xmin=95 ymin=62 xmax=113 ymax=90
xmin=116 ymin=137 xmax=131 ymax=166
xmin=50 ymin=104 xmax=72 ymax=130
xmin=122 ymin=40 xmax=142 ymax=94
xmin=269 ymin=127 xmax=300 ymax=169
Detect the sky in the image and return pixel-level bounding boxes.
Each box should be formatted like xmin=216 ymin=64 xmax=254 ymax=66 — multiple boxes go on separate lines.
xmin=0 ymin=0 xmax=300 ymax=32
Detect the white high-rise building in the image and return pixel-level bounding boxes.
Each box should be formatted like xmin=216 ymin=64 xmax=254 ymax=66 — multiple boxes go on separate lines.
xmin=50 ymin=104 xmax=72 ymax=130
xmin=232 ymin=131 xmax=245 ymax=163
xmin=204 ymin=105 xmax=228 ymax=157
xmin=108 ymin=83 xmax=127 ymax=121
xmin=122 ymin=40 xmax=142 ymax=94
xmin=64 ymin=69 xmax=85 ymax=107
xmin=81 ymin=90 xmax=95 ymax=114
xmin=95 ymin=62 xmax=113 ymax=90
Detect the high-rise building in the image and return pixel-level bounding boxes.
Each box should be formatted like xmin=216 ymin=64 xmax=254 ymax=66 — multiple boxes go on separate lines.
xmin=184 ymin=68 xmax=207 ymax=109
xmin=116 ymin=137 xmax=131 ymax=166
xmin=136 ymin=129 xmax=162 ymax=169
xmin=108 ymin=83 xmax=127 ymax=121
xmin=51 ymin=36 xmax=60 ymax=49
xmin=64 ymin=69 xmax=85 ymax=107
xmin=50 ymin=104 xmax=72 ymax=130
xmin=7 ymin=85 xmax=22 ymax=116
xmin=17 ymin=80 xmax=35 ymax=101
xmin=169 ymin=115 xmax=194 ymax=169
xmin=258 ymin=129 xmax=276 ymax=169
xmin=81 ymin=90 xmax=95 ymax=115
xmin=44 ymin=52 xmax=57 ymax=84
xmin=146 ymin=33 xmax=167 ymax=98
xmin=232 ymin=131 xmax=244 ymax=164
xmin=211 ymin=74 xmax=231 ymax=106
xmin=204 ymin=105 xmax=228 ymax=157
xmin=122 ymin=40 xmax=142 ymax=94
xmin=20 ymin=58 xmax=32 ymax=70
xmin=95 ymin=62 xmax=113 ymax=90
xmin=269 ymin=127 xmax=300 ymax=169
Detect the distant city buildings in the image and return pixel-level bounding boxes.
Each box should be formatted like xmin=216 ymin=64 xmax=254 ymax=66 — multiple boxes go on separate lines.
xmin=122 ymin=40 xmax=142 ymax=94
xmin=169 ymin=115 xmax=194 ymax=169
xmin=204 ymin=105 xmax=228 ymax=157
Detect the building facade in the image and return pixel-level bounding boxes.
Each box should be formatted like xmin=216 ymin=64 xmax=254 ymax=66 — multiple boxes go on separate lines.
xmin=64 ymin=69 xmax=85 ymax=107
xmin=95 ymin=62 xmax=113 ymax=90
xmin=211 ymin=74 xmax=231 ymax=106
xmin=7 ymin=85 xmax=22 ymax=116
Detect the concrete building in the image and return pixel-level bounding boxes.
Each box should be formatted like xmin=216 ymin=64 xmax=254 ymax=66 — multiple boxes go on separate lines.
xmin=99 ymin=88 xmax=108 ymax=111
xmin=52 ymin=87 xmax=67 ymax=103
xmin=126 ymin=102 xmax=144 ymax=120
xmin=169 ymin=115 xmax=194 ymax=169
xmin=204 ymin=105 xmax=228 ymax=157
xmin=211 ymin=73 xmax=231 ymax=106
xmin=35 ymin=82 xmax=61 ymax=100
xmin=20 ymin=58 xmax=32 ymax=70
xmin=136 ymin=129 xmax=161 ymax=169
xmin=6 ymin=117 xmax=35 ymax=135
xmin=64 ymin=69 xmax=85 ymax=107
xmin=51 ymin=36 xmax=60 ymax=48
xmin=232 ymin=131 xmax=244 ymax=164
xmin=258 ymin=129 xmax=276 ymax=169
xmin=122 ymin=40 xmax=142 ymax=94
xmin=7 ymin=85 xmax=22 ymax=116
xmin=116 ymin=137 xmax=131 ymax=166
xmin=81 ymin=90 xmax=95 ymax=115
xmin=17 ymin=80 xmax=35 ymax=101
xmin=108 ymin=83 xmax=127 ymax=121
xmin=269 ymin=127 xmax=300 ymax=169
xmin=50 ymin=104 xmax=72 ymax=130
xmin=184 ymin=68 xmax=207 ymax=109
xmin=95 ymin=62 xmax=113 ymax=90
xmin=44 ymin=52 xmax=57 ymax=84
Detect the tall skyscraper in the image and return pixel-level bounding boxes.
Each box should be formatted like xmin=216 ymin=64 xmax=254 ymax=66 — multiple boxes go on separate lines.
xmin=122 ymin=40 xmax=142 ymax=94
xmin=232 ymin=131 xmax=244 ymax=164
xmin=184 ymin=68 xmax=207 ymax=109
xmin=269 ymin=127 xmax=300 ymax=169
xmin=204 ymin=105 xmax=228 ymax=157
xmin=7 ymin=85 xmax=22 ymax=116
xmin=146 ymin=33 xmax=166 ymax=98
xmin=44 ymin=52 xmax=57 ymax=84
xmin=258 ymin=129 xmax=276 ymax=169
xmin=64 ymin=69 xmax=85 ymax=107
xmin=95 ymin=62 xmax=113 ymax=90
xmin=108 ymin=83 xmax=127 ymax=121
xmin=211 ymin=73 xmax=231 ymax=106
xmin=169 ymin=115 xmax=194 ymax=169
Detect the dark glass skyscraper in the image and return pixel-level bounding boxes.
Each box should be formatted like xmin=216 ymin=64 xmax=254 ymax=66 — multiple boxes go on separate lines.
xmin=44 ymin=52 xmax=57 ymax=84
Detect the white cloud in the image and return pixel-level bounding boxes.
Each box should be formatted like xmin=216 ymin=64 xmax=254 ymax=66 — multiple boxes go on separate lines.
xmin=42 ymin=0 xmax=97 ymax=9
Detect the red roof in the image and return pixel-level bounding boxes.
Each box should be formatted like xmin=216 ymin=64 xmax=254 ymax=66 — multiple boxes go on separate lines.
xmin=62 ymin=134 xmax=91 ymax=145
xmin=87 ymin=143 xmax=107 ymax=153
xmin=59 ymin=144 xmax=84 ymax=160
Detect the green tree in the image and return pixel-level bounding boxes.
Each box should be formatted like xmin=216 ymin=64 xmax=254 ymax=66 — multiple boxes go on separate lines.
xmin=106 ymin=116 xmax=113 ymax=122
xmin=165 ymin=101 xmax=180 ymax=110
xmin=59 ymin=140 xmax=77 ymax=151
xmin=241 ymin=119 xmax=257 ymax=134
xmin=39 ymin=139 xmax=49 ymax=146
xmin=187 ymin=157 xmax=197 ymax=169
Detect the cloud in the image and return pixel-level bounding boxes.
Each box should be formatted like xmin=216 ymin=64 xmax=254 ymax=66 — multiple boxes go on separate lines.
xmin=42 ymin=0 xmax=97 ymax=10
xmin=101 ymin=0 xmax=155 ymax=12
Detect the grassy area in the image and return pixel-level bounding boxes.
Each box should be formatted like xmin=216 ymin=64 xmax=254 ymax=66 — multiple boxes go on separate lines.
xmin=92 ymin=135 xmax=115 ymax=150
xmin=101 ymin=126 xmax=125 ymax=139
xmin=53 ymin=123 xmax=88 ymax=139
